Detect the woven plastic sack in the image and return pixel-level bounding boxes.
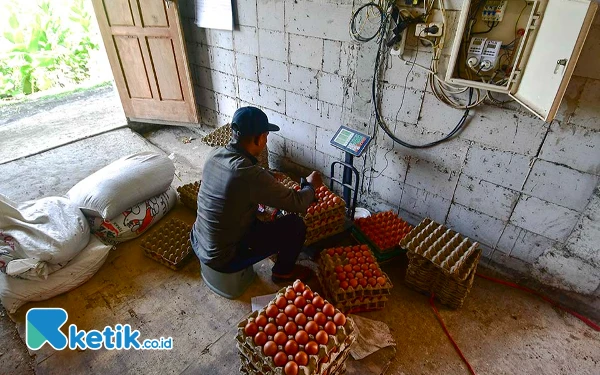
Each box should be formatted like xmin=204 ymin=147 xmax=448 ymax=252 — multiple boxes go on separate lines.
xmin=0 ymin=235 xmax=111 ymax=313
xmin=88 ymin=187 xmax=177 ymax=244
xmin=67 ymin=152 xmax=175 ymax=219
xmin=0 ymin=194 xmax=90 ymax=280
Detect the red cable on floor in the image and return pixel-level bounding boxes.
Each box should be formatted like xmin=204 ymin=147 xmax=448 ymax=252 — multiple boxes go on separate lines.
xmin=428 ymin=274 xmax=600 ymax=375
xmin=429 ymin=294 xmax=477 ymax=375
xmin=475 ymin=273 xmax=600 ymax=332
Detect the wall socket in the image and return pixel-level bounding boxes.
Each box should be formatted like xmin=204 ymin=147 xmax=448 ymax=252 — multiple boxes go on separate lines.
xmin=415 ymin=22 xmax=444 ymax=37
xmin=390 ymin=29 xmax=408 ymax=56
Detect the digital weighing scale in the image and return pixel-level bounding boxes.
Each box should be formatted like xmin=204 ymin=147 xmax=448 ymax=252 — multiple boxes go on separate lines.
xmin=329 ymin=126 xmax=372 ymax=219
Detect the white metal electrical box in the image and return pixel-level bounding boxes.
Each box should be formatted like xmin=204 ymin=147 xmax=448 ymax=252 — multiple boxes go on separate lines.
xmin=445 ymin=0 xmax=597 ymax=121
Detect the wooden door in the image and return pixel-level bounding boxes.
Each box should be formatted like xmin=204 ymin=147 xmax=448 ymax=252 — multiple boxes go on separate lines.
xmin=91 ymin=0 xmax=198 ymax=123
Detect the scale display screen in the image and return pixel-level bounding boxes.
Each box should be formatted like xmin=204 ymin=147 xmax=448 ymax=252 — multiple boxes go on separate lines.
xmin=330 ymin=126 xmax=372 ymax=157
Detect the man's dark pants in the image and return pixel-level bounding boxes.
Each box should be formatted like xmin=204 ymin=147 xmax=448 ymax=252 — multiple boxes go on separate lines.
xmin=214 ymin=215 xmax=307 ymax=274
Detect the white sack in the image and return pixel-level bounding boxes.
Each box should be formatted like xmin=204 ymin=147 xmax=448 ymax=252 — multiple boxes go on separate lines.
xmin=0 ymin=235 xmax=111 ymax=313
xmin=67 ymin=152 xmax=175 ymax=219
xmin=89 ymin=187 xmax=178 ymax=244
xmin=0 ymin=194 xmax=90 ymax=280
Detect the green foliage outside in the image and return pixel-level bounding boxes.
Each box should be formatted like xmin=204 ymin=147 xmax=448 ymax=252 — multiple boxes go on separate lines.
xmin=0 ymin=0 xmax=102 ymax=99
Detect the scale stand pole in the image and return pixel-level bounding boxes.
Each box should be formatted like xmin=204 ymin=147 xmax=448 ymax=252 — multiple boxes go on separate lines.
xmin=343 ymin=152 xmax=354 ymax=206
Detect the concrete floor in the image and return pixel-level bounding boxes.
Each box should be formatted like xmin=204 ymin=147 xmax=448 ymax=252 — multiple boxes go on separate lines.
xmin=0 ymin=89 xmax=599 ymax=374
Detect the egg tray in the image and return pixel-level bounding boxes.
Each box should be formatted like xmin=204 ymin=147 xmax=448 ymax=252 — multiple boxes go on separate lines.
xmin=176 ymin=181 xmax=201 ymax=211
xmin=304 ymin=205 xmax=345 ymax=225
xmin=201 ymin=124 xmax=233 ymax=147
xmin=400 ymin=218 xmax=482 ymax=309
xmin=140 ymin=218 xmax=193 ymax=270
xmin=350 ymin=227 xmax=403 ymax=263
xmin=239 ymin=351 xmax=349 ymax=375
xmin=353 ymin=212 xmax=413 ymax=255
xmin=306 ymin=215 xmax=345 ymax=236
xmin=305 ymin=225 xmax=345 ymax=247
xmin=235 ymin=286 xmax=356 ymax=375
xmin=400 ymin=218 xmax=481 ymax=279
xmin=317 ymin=249 xmax=393 ymax=300
xmin=202 ymin=123 xmax=270 ymax=169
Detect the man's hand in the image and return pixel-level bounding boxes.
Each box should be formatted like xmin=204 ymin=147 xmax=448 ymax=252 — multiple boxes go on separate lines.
xmin=306 ymin=171 xmax=323 ymax=189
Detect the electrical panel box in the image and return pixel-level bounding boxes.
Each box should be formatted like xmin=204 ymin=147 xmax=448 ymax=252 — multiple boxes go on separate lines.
xmin=445 ymin=0 xmax=597 ymax=122
xmin=482 ymin=0 xmax=508 ymax=22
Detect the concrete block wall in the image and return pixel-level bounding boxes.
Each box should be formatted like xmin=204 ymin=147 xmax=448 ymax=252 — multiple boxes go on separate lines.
xmin=178 ymin=0 xmax=600 ymax=296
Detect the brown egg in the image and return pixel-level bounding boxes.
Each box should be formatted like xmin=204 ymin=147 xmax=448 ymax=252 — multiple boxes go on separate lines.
xmin=312 ymin=296 xmax=325 ymax=309
xmin=244 ymin=322 xmax=258 ymax=337
xmin=322 ymin=303 xmax=335 ymax=317
xmin=284 ymin=339 xmax=299 ymax=355
xmin=276 ymin=296 xmax=288 ymax=309
xmin=315 ymin=330 xmax=329 ymax=345
xmin=293 ymin=280 xmax=305 ymax=293
xmin=274 ymin=351 xmax=288 ymax=367
xmin=284 ymin=304 xmax=298 ymax=318
xmin=295 ymin=351 xmax=308 ymax=366
xmin=263 ymin=341 xmax=277 ymax=356
xmin=324 ymin=321 xmax=337 ymax=335
xmin=285 ymin=288 xmax=297 ymax=300
xmin=264 ymin=323 xmax=277 ymax=336
xmin=314 ymin=312 xmax=327 ymax=326
xmin=254 ymin=331 xmax=267 ymax=346
xmin=266 ymin=304 xmax=279 ymax=318
xmin=276 ymin=312 xmax=288 ymax=326
xmin=294 ymin=313 xmax=307 ymax=326
xmin=333 ymin=312 xmax=346 ymax=326
xmin=255 ymin=314 xmax=268 ymax=327
xmin=305 ymin=321 xmax=319 ymax=335
xmin=294 ymin=296 xmax=307 ymax=308
xmin=274 ymin=331 xmax=287 ymax=345
xmin=295 ymin=330 xmax=309 ymax=345
xmin=285 ymin=361 xmax=299 ymax=375
xmin=285 ymin=321 xmax=298 ymax=335
xmin=302 ymin=289 xmax=314 ymax=300
xmin=303 ymin=304 xmax=316 ymax=317
xmin=305 ymin=341 xmax=319 ymax=355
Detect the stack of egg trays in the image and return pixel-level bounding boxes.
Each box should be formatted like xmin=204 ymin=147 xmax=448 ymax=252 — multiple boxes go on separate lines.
xmin=235 ymin=287 xmax=356 ymax=375
xmin=304 ymin=205 xmax=345 ymax=226
xmin=317 ymin=250 xmax=393 ymax=307
xmin=202 ymin=124 xmax=270 ymax=169
xmin=305 ymin=215 xmax=345 ymax=245
xmin=140 ymin=218 xmax=193 ymax=270
xmin=201 ymin=124 xmax=232 ymax=147
xmin=176 ymin=181 xmax=201 ymax=212
xmin=317 ymin=276 xmax=389 ymax=314
xmin=399 ymin=218 xmax=482 ymax=309
xmin=239 ymin=352 xmax=349 ymax=375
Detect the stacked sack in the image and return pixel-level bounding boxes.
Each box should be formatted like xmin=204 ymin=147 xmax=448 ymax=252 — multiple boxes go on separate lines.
xmin=0 ymin=152 xmax=176 ymax=313
xmin=68 ymin=152 xmax=177 ymax=244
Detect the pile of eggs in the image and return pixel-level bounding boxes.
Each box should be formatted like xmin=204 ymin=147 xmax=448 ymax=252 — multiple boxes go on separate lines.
xmin=242 ymin=281 xmax=348 ymax=375
xmin=306 ymin=186 xmax=344 ymax=217
xmin=355 ymin=211 xmax=413 ymax=250
xmin=325 ymin=244 xmax=388 ymax=290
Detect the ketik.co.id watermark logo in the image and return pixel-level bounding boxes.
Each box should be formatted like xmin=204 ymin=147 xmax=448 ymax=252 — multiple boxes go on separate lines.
xmin=26 ymin=308 xmax=173 ymax=350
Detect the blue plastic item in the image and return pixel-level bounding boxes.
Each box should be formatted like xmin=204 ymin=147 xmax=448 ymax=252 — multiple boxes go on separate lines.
xmin=201 ymin=263 xmax=256 ymax=299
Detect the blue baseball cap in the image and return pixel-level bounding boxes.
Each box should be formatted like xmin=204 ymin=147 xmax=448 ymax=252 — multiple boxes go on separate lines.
xmin=231 ymin=106 xmax=280 ymax=136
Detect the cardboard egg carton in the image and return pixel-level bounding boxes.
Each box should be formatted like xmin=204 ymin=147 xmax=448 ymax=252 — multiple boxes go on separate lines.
xmin=317 ymin=247 xmax=393 ymax=306
xmin=235 ymin=285 xmax=356 ymax=375
xmin=177 ymin=181 xmax=201 ymax=211
xmin=400 ymin=218 xmax=480 ymax=280
xmin=304 ymin=205 xmax=345 ymax=225
xmin=140 ymin=218 xmax=193 ymax=270
xmin=201 ymin=124 xmax=232 ymax=147
xmin=305 ymin=225 xmax=345 ymax=246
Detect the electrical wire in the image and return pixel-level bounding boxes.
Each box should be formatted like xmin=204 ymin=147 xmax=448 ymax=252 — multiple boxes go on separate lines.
xmin=371 ymin=11 xmax=475 ymax=149
xmin=349 ymin=2 xmax=386 ymax=43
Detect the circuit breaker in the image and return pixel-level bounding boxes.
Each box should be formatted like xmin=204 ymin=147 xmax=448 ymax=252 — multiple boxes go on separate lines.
xmin=445 ymin=0 xmax=597 ymax=122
